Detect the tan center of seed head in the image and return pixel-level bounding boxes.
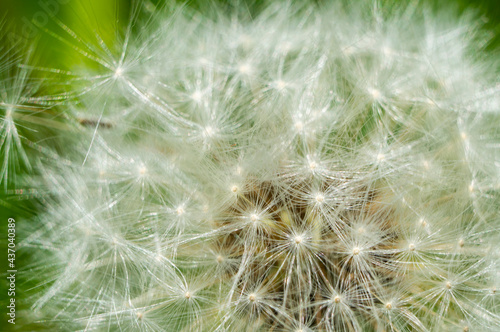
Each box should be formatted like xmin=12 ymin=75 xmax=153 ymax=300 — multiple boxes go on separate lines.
xmin=184 ymin=292 xmax=191 ymax=299
xmin=352 ymin=247 xmax=360 ymax=255
xmin=385 ymin=302 xmax=393 ymax=310
xmin=216 ymin=255 xmax=224 ymax=263
xmin=333 ymin=295 xmax=341 ymax=303
xmin=248 ymin=293 xmax=257 ymax=302
xmin=231 ymin=185 xmax=239 ymax=193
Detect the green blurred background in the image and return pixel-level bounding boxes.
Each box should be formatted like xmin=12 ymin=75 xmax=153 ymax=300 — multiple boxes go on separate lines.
xmin=0 ymin=0 xmax=498 ymax=330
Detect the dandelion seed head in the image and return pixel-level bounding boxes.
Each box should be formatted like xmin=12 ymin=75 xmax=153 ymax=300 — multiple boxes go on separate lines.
xmin=191 ymin=90 xmax=203 ymax=103
xmin=238 ymin=63 xmax=253 ymax=75
xmin=368 ymin=87 xmax=381 ymax=100
xmin=176 ymin=206 xmax=185 ymax=216
xmin=274 ymin=80 xmax=287 ymax=90
xmin=114 ymin=66 xmax=123 ymax=78
xmin=468 ymin=181 xmax=475 ymax=193
xmin=315 ymin=193 xmax=325 ymax=203
xmin=293 ymin=235 xmax=304 ymax=245
xmin=248 ymin=293 xmax=257 ymax=302
xmin=294 ymin=121 xmax=304 ymax=131
xmin=204 ymin=126 xmax=215 ymax=137
xmin=16 ymin=1 xmax=500 ymax=330
xmin=199 ymin=57 xmax=209 ymax=65
xmin=382 ymin=46 xmax=393 ymax=56
xmin=278 ymin=41 xmax=292 ymax=53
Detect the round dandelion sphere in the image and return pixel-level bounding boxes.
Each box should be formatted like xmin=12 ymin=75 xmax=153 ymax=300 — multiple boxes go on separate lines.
xmin=5 ymin=0 xmax=500 ymax=331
